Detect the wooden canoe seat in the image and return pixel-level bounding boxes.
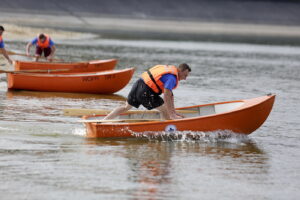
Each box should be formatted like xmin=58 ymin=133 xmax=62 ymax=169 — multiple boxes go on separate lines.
xmin=199 ymin=105 xmax=215 ymax=116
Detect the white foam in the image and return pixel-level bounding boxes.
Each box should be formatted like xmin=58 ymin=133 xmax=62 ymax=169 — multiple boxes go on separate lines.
xmin=132 ymin=129 xmax=250 ymax=143
xmin=72 ymin=127 xmax=86 ymax=136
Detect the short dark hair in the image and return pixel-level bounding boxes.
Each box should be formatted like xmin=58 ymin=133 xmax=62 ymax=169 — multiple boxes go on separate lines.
xmin=39 ymin=33 xmax=46 ymax=39
xmin=0 ymin=26 xmax=4 ymax=31
xmin=178 ymin=63 xmax=191 ymax=72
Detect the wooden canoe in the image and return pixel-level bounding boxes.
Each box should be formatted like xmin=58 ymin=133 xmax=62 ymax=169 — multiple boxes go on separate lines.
xmin=14 ymin=59 xmax=117 ymax=73
xmin=7 ymin=68 xmax=135 ymax=94
xmin=82 ymin=95 xmax=275 ymax=138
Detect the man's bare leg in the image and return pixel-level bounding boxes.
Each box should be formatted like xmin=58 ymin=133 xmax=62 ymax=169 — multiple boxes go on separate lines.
xmin=103 ymin=102 xmax=132 ymax=120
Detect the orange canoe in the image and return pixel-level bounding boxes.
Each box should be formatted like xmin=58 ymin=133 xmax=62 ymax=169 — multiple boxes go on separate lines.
xmin=7 ymin=68 xmax=135 ymax=94
xmin=14 ymin=59 xmax=117 ymax=73
xmin=82 ymin=95 xmax=275 ymax=138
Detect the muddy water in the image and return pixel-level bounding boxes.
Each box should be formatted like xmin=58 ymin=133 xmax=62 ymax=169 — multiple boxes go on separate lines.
xmin=1 ymin=34 xmax=300 ymax=199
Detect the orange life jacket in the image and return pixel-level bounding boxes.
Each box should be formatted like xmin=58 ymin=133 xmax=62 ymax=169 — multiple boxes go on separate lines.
xmin=141 ymin=65 xmax=179 ymax=94
xmin=0 ymin=35 xmax=3 ymax=43
xmin=37 ymin=34 xmax=50 ymax=48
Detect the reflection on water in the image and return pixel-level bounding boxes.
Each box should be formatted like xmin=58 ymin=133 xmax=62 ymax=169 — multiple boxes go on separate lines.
xmin=86 ymin=137 xmax=267 ymax=199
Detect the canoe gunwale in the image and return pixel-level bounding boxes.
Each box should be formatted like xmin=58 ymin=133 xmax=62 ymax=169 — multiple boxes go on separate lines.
xmin=15 ymin=59 xmax=117 ymax=65
xmin=9 ymin=68 xmax=135 ymax=77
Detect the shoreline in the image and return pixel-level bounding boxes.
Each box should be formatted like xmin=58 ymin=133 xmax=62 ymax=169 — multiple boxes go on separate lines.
xmin=1 ymin=11 xmax=300 ymax=45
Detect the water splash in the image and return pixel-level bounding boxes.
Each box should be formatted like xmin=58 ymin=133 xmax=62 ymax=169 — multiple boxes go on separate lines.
xmin=132 ymin=129 xmax=251 ymax=143
xmin=72 ymin=127 xmax=86 ymax=136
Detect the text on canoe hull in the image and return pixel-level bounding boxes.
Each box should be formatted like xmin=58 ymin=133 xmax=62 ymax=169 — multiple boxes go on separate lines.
xmin=82 ymin=74 xmax=116 ymax=82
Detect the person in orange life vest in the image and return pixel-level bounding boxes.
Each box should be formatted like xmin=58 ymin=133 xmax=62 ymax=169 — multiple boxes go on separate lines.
xmin=104 ymin=63 xmax=191 ymax=120
xmin=0 ymin=25 xmax=13 ymax=65
xmin=26 ymin=33 xmax=56 ymax=62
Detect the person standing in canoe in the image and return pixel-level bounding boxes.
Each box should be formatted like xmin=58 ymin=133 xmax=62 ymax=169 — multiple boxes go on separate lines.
xmin=0 ymin=25 xmax=13 ymax=65
xmin=26 ymin=33 xmax=56 ymax=62
xmin=104 ymin=63 xmax=191 ymax=120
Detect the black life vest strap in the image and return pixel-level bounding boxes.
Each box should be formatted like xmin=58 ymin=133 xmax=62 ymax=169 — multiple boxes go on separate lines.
xmin=147 ymin=70 xmax=162 ymax=95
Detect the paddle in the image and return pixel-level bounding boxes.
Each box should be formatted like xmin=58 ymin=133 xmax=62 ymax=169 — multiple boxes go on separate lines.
xmin=7 ymin=50 xmax=65 ymax=62
xmin=0 ymin=69 xmax=70 ymax=73
xmin=78 ymin=118 xmax=164 ymax=123
xmin=64 ymin=108 xmax=198 ymax=116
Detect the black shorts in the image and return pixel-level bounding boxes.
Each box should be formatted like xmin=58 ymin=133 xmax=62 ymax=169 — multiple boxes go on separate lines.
xmin=127 ymin=79 xmax=164 ymax=110
xmin=36 ymin=46 xmax=51 ymax=57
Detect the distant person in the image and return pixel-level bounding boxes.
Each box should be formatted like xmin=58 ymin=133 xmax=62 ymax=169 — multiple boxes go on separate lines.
xmin=104 ymin=63 xmax=191 ymax=120
xmin=0 ymin=25 xmax=13 ymax=65
xmin=26 ymin=33 xmax=56 ymax=62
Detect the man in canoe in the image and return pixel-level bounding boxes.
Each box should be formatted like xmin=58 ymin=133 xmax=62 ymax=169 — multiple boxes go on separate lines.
xmin=26 ymin=33 xmax=56 ymax=62
xmin=104 ymin=63 xmax=191 ymax=120
xmin=0 ymin=25 xmax=13 ymax=65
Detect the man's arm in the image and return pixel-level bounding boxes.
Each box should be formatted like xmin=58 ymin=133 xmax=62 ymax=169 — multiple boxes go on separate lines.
xmin=0 ymin=48 xmax=13 ymax=65
xmin=163 ymin=88 xmax=182 ymax=119
xmin=26 ymin=42 xmax=32 ymax=56
xmin=170 ymin=92 xmax=185 ymax=118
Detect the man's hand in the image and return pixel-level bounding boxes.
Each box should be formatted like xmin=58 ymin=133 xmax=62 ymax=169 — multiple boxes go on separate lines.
xmin=8 ymin=58 xmax=13 ymax=65
xmin=175 ymin=112 xmax=185 ymax=118
xmin=169 ymin=112 xmax=184 ymax=119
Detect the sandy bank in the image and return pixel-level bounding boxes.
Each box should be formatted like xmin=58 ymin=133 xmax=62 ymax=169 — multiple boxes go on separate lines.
xmin=1 ymin=23 xmax=96 ymax=42
xmin=1 ymin=0 xmax=300 ymax=44
xmin=1 ymin=0 xmax=300 ymax=26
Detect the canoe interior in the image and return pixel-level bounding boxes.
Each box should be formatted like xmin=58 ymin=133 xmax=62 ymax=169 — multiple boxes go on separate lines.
xmin=89 ymin=101 xmax=244 ymax=122
xmin=14 ymin=68 xmax=131 ymax=77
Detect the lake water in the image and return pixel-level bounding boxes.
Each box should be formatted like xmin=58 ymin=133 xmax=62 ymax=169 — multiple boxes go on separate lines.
xmin=1 ymin=37 xmax=300 ymax=199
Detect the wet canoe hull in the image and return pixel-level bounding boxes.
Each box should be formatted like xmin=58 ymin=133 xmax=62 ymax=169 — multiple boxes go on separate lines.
xmin=14 ymin=59 xmax=117 ymax=73
xmin=83 ymin=95 xmax=275 ymax=138
xmin=7 ymin=68 xmax=135 ymax=94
